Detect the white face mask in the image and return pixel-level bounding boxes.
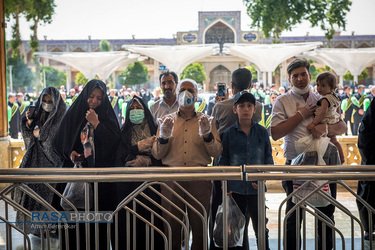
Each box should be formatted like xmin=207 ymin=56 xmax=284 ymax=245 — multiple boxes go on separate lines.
xmin=178 ymin=90 xmax=196 ymax=108
xmin=42 ymin=102 xmax=54 ymax=112
xmin=292 ymin=84 xmax=311 ymax=95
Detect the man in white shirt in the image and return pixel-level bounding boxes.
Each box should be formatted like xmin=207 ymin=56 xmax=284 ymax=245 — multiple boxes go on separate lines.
xmin=271 ymin=59 xmax=347 ymax=250
xmin=150 ymin=71 xmax=179 ymax=123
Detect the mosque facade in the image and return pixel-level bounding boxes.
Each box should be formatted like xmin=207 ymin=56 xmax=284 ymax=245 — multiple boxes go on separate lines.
xmin=10 ymin=11 xmax=375 ymax=90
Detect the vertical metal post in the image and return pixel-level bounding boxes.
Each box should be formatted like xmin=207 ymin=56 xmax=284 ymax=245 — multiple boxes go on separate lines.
xmin=94 ymin=182 xmax=99 ymax=250
xmin=85 ymin=182 xmax=90 ymax=250
xmin=258 ymin=180 xmax=266 ymax=250
xmin=222 ymin=180 xmax=228 ymax=250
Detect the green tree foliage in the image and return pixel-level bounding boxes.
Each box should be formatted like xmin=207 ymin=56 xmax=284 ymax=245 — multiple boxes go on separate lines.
xmin=343 ymin=68 xmax=368 ymax=81
xmin=7 ymin=57 xmax=35 ymax=91
xmin=180 ymin=63 xmax=206 ymax=83
xmin=244 ymin=0 xmax=352 ymax=43
xmin=5 ymin=0 xmax=30 ymax=58
xmin=42 ymin=66 xmax=66 ymax=88
xmin=75 ymin=72 xmax=88 ymax=85
xmin=245 ymin=65 xmax=258 ymax=81
xmin=99 ymin=40 xmax=111 ymax=52
xmin=309 ymin=64 xmax=323 ymax=82
xmin=26 ymin=0 xmax=56 ymax=54
xmin=118 ymin=62 xmax=149 ymax=86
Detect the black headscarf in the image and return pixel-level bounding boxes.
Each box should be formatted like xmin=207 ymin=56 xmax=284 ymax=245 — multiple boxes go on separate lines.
xmin=115 ymin=95 xmax=157 ymax=166
xmin=53 ymin=79 xmax=120 ymax=165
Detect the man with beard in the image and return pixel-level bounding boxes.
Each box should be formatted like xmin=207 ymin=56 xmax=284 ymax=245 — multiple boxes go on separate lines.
xmin=150 ymin=70 xmax=179 ymax=124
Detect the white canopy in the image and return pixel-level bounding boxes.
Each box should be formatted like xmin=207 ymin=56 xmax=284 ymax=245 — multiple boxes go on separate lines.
xmin=301 ymin=48 xmax=375 ymax=84
xmin=225 ymin=42 xmax=322 ymax=72
xmin=34 ymin=51 xmax=141 ymax=80
xmin=308 ymin=48 xmax=375 ymax=76
xmin=122 ymin=44 xmax=219 ymax=75
xmin=301 ymin=51 xmax=348 ymax=76
xmin=301 ymin=50 xmax=349 ymax=86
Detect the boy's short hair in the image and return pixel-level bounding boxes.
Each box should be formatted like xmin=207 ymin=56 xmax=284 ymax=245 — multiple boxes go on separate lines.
xmin=317 ymin=72 xmax=337 ymax=90
xmin=233 ymin=91 xmax=256 ymax=106
xmin=287 ymin=59 xmax=310 ymax=76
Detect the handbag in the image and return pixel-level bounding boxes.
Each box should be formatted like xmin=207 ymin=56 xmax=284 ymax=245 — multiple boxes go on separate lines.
xmin=60 ymin=163 xmax=93 ymax=211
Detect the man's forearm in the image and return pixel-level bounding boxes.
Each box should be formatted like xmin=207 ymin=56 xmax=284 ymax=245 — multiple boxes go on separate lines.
xmin=312 ymin=120 xmax=347 ymax=138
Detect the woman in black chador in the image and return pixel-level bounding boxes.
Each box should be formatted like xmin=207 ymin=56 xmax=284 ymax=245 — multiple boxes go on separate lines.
xmin=54 ymin=79 xmax=120 ymax=249
xmin=15 ymin=86 xmax=67 ymax=235
xmin=112 ymin=95 xmax=164 ymax=250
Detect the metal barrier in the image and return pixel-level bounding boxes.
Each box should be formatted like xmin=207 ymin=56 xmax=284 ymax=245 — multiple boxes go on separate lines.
xmin=245 ymin=165 xmax=375 ymax=250
xmin=0 ymin=165 xmax=374 ymax=249
xmin=7 ymin=136 xmax=363 ymax=169
xmin=0 ymin=167 xmax=241 ymax=250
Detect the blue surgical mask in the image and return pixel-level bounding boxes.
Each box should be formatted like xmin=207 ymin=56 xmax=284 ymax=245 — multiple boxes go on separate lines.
xmin=129 ymin=109 xmax=144 ymax=124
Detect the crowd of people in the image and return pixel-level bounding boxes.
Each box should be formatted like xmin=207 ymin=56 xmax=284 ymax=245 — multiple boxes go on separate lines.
xmin=7 ymin=58 xmax=375 ymax=249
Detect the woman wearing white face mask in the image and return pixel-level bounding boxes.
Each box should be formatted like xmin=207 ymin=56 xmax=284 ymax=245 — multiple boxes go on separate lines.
xmin=14 ymin=86 xmax=67 ymax=237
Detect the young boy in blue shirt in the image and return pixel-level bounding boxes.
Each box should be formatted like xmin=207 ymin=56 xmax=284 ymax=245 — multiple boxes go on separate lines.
xmin=218 ymin=91 xmax=273 ymax=249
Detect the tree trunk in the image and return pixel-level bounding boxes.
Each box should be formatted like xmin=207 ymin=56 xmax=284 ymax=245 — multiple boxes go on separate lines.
xmin=11 ymin=9 xmax=22 ymax=59
xmin=33 ymin=18 xmax=38 ymax=43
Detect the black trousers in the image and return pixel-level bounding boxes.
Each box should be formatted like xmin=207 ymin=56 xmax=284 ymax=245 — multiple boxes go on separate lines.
xmin=282 ymin=180 xmax=337 ymax=250
xmin=209 ymin=182 xmax=270 ymax=250
xmin=352 ymin=115 xmax=363 ymax=136
xmin=357 ymin=181 xmax=375 ymax=233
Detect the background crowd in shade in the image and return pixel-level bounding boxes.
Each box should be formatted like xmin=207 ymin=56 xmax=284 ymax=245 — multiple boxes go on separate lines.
xmin=7 ymin=77 xmax=375 ymax=140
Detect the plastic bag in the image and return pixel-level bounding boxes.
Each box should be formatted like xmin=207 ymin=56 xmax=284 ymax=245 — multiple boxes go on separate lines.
xmin=292 ymin=135 xmax=331 ymax=207
xmin=294 ymin=135 xmax=330 ymax=165
xmin=213 ymin=196 xmax=246 ymax=247
xmin=60 ymin=164 xmax=93 ymax=211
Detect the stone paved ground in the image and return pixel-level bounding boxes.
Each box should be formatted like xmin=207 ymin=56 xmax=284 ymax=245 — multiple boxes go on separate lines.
xmin=0 ymin=192 xmax=374 ymax=250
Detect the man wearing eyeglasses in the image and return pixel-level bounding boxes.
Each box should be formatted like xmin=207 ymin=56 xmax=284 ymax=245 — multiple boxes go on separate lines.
xmin=261 ymin=91 xmax=278 ymax=135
